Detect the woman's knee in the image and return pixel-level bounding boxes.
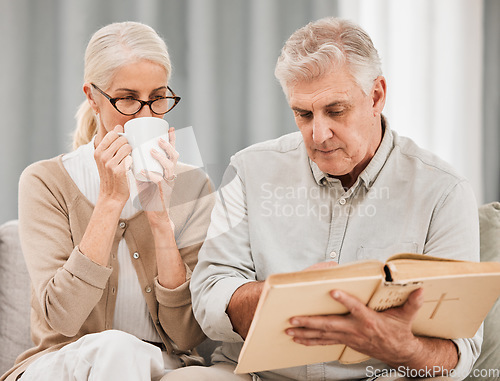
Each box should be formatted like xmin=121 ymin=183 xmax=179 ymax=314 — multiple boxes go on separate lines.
xmin=81 ymin=330 xmax=161 ymax=362
xmin=162 ymin=364 xmax=250 ymax=381
xmin=92 ymin=330 xmax=141 ymax=350
xmin=161 ymin=366 xmax=207 ymax=380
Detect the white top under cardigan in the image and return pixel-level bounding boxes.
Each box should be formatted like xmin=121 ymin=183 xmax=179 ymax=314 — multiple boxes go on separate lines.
xmin=62 ymin=138 xmax=162 ymax=343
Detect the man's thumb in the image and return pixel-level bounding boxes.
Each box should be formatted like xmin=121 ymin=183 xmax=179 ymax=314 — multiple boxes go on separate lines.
xmin=403 ymin=288 xmax=424 ymax=318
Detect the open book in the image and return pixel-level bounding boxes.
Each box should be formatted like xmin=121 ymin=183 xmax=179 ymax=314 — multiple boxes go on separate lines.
xmin=234 ymin=254 xmax=500 ymax=374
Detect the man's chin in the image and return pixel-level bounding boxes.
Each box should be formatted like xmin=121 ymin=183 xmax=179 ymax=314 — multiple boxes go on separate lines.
xmin=312 ymin=157 xmax=342 ymax=175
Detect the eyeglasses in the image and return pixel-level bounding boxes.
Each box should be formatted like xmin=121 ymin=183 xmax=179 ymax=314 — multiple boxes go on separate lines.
xmin=91 ymin=84 xmax=181 ymax=116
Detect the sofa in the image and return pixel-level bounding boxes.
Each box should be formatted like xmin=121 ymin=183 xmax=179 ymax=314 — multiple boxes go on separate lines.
xmin=1 ymin=202 xmax=499 ymax=379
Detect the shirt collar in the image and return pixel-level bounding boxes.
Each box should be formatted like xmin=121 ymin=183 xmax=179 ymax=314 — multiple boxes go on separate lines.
xmin=309 ymin=115 xmax=394 ymax=190
xmin=310 ymin=158 xmax=327 ymax=186
xmin=81 ymin=135 xmax=99 ymax=176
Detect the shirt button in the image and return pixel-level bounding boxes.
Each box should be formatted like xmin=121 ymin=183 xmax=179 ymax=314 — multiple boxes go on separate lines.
xmin=145 ymin=286 xmax=152 ymax=293
xmin=119 ymin=221 xmax=126 ymax=229
xmin=133 ymin=252 xmax=140 ymax=259
xmin=111 ymin=287 xmax=116 ymax=294
xmin=329 ymin=251 xmax=337 ymax=259
xmin=339 ymin=198 xmax=346 ymax=205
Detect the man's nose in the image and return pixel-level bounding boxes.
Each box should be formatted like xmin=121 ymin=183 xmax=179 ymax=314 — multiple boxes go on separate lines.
xmin=312 ymin=117 xmax=333 ymax=144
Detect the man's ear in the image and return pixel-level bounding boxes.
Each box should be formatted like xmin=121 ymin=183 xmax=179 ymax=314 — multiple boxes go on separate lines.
xmin=371 ymin=76 xmax=386 ymax=116
xmin=83 ymin=83 xmax=100 ymax=114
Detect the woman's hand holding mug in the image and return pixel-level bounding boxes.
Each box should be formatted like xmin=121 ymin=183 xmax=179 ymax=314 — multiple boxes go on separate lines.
xmin=136 ymin=127 xmax=179 ymax=217
xmin=94 ymin=125 xmax=133 ymax=206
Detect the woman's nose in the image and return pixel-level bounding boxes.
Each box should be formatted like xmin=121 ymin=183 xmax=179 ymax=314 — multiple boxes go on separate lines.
xmin=135 ymin=103 xmax=155 ymax=118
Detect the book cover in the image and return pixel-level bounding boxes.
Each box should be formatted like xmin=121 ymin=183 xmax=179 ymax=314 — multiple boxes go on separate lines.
xmin=235 ymin=254 xmax=500 ymax=374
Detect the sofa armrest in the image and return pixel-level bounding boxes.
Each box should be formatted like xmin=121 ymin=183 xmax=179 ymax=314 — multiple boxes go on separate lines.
xmin=0 ymin=220 xmax=32 ymax=375
xmin=470 ymin=202 xmax=500 ymax=379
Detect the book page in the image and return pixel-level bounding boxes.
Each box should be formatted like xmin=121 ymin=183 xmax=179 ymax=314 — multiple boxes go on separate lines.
xmin=266 ymin=259 xmax=383 ymax=285
xmin=386 ymin=253 xmax=500 ymax=282
xmin=368 ymin=281 xmax=424 ymax=311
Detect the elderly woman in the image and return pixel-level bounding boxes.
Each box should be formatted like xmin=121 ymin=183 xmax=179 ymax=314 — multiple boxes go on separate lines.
xmin=1 ymin=21 xmax=214 ymax=381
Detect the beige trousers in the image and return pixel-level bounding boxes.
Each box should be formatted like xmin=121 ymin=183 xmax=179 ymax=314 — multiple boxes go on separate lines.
xmin=163 ymin=363 xmax=453 ymax=381
xmin=162 ymin=363 xmax=253 ymax=381
xmin=20 ymin=330 xmax=179 ymax=381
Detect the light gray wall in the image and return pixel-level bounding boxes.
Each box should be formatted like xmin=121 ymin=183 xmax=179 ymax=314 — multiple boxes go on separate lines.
xmin=0 ymin=0 xmax=338 ymax=223
xmin=1 ymin=0 xmax=498 ymax=224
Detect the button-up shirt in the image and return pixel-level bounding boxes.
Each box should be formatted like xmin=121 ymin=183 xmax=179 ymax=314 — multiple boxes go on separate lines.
xmin=191 ymin=122 xmax=481 ymax=380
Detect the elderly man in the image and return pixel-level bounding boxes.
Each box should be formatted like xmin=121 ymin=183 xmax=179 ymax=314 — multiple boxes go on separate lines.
xmin=166 ymin=17 xmax=480 ymax=381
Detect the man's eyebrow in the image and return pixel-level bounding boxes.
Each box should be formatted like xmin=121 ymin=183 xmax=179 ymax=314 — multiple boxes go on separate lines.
xmin=291 ymin=106 xmax=310 ymax=113
xmin=325 ymin=101 xmax=350 ymax=108
xmin=291 ymin=101 xmax=350 ymax=112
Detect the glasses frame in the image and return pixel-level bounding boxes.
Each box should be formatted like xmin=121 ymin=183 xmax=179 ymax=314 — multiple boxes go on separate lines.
xmin=91 ymin=83 xmax=181 ymax=116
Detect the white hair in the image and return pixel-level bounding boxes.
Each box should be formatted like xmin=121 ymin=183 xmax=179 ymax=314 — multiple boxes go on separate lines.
xmin=275 ymin=17 xmax=382 ymax=99
xmin=73 ymin=21 xmax=171 ymax=149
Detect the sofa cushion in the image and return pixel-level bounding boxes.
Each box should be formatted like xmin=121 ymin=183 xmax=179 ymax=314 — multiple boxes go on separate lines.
xmin=471 ymin=202 xmax=500 ymax=378
xmin=0 ymin=220 xmax=32 ymax=375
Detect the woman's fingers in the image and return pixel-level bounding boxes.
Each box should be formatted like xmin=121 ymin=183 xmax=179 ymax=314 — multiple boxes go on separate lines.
xmin=95 ymin=126 xmax=131 ymax=168
xmin=152 ymin=134 xmax=178 ymax=180
xmin=123 ymin=155 xmax=133 ymax=171
xmin=93 ymin=126 xmax=132 ymax=202
xmin=149 ymin=148 xmax=174 ymax=178
xmin=140 ymin=170 xmax=164 ymax=185
xmin=158 ymin=137 xmax=179 ymax=164
xmin=168 ymin=127 xmax=176 ymax=150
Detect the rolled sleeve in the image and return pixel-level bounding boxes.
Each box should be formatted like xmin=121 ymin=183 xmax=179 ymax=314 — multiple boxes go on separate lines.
xmin=201 ymin=277 xmax=254 ymax=342
xmin=63 ymin=246 xmax=112 ymax=289
xmin=154 ymin=267 xmax=191 ymax=308
xmin=450 ymin=325 xmax=483 ymax=380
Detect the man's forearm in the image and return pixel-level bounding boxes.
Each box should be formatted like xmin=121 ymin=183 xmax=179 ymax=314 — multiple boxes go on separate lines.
xmin=226 ymin=281 xmax=264 ymax=339
xmin=387 ymin=336 xmax=458 ymax=374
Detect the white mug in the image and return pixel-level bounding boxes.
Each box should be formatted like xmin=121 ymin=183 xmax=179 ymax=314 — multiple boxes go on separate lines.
xmin=120 ymin=117 xmax=169 ymax=182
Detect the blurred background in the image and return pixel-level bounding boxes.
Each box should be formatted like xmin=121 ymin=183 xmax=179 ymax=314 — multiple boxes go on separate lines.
xmin=1 ymin=0 xmax=499 ymax=223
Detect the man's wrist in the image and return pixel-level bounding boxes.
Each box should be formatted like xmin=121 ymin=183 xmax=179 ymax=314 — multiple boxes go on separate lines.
xmin=227 ymin=281 xmax=264 ymax=339
xmin=393 ymin=335 xmax=426 ymax=368
xmin=388 ymin=337 xmax=458 ymax=375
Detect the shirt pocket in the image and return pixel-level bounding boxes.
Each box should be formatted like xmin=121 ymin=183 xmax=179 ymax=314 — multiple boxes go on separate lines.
xmin=356 ymin=242 xmax=419 ymax=261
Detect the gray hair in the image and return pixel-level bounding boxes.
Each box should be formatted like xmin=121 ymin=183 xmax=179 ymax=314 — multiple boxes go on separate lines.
xmin=275 ymin=17 xmax=382 ymax=98
xmin=73 ymin=21 xmax=171 ymax=149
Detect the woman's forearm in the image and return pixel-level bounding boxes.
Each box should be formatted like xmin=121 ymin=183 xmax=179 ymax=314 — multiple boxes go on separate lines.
xmin=150 ymin=220 xmax=186 ymax=289
xmin=79 ymin=196 xmax=125 ymax=266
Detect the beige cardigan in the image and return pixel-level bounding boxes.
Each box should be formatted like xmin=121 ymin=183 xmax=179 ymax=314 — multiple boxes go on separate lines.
xmin=2 ymin=156 xmax=215 ymax=381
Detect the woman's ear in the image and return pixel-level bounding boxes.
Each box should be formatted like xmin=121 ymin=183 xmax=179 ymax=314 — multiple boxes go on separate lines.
xmin=371 ymin=76 xmax=386 ymax=116
xmin=83 ymin=83 xmax=100 ymax=114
